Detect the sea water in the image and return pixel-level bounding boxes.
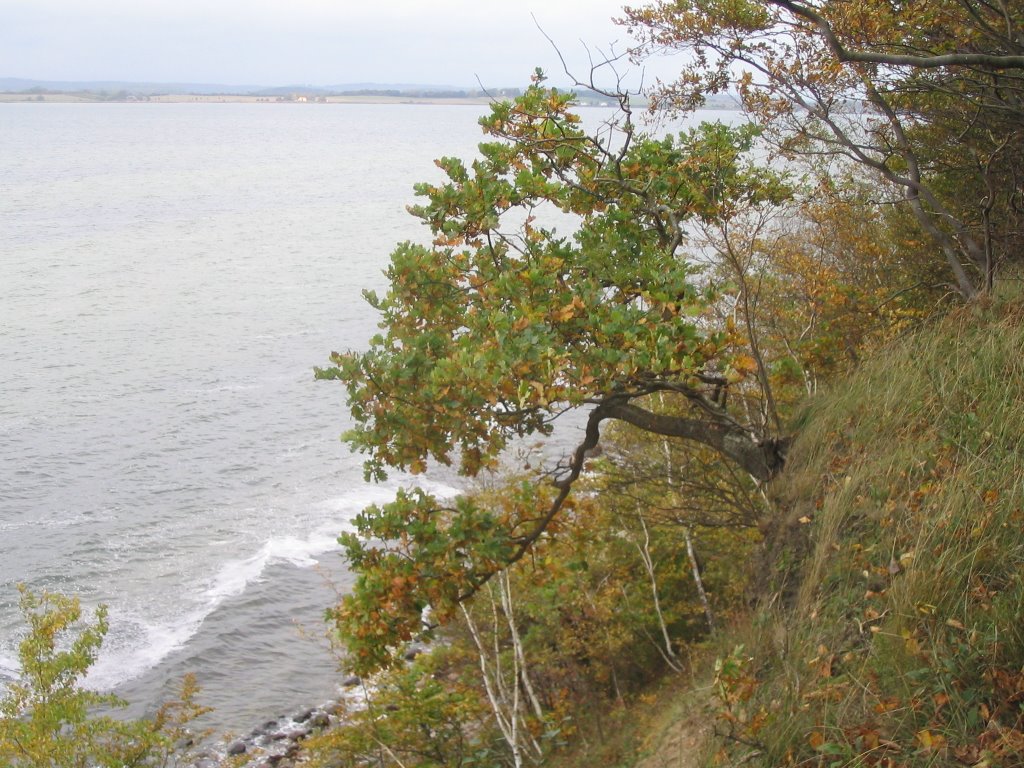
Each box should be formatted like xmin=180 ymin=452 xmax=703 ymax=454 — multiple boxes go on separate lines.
xmin=0 ymin=101 xmax=726 ymax=734
xmin=0 ymin=102 xmax=481 ymax=732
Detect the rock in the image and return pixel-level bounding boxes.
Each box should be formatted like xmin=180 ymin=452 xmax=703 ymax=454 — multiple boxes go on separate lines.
xmin=263 ymin=719 xmax=280 ymax=730
xmin=226 ymin=740 xmax=247 ymax=756
xmin=294 ymin=708 xmax=314 ymax=723
xmin=404 ymin=643 xmax=427 ymax=661
xmin=272 ymin=726 xmax=310 ymax=742
xmin=309 ymin=711 xmax=331 ymax=729
xmin=341 ymin=674 xmax=361 ymax=687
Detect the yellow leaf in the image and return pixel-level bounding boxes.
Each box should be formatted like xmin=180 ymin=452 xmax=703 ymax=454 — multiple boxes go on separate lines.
xmin=874 ymin=696 xmax=901 ymax=714
xmin=734 ymin=354 xmax=758 ymax=373
xmin=916 ymin=729 xmax=945 ymax=750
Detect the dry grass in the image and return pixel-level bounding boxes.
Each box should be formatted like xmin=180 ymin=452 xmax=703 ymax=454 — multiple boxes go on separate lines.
xmin=702 ymin=289 xmax=1024 ymax=766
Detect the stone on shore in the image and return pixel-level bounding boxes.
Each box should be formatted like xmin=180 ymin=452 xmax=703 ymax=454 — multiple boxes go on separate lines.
xmin=404 ymin=643 xmax=427 ymax=661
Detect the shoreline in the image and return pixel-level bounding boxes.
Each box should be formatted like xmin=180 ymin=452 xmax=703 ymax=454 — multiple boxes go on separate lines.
xmin=187 ymin=666 xmax=375 ymax=767
xmin=0 ymin=93 xmax=503 ymax=105
xmin=0 ymin=92 xmax=749 ymax=109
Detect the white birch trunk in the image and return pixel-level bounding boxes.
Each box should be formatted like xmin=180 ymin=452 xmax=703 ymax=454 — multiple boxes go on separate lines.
xmin=661 ymin=434 xmax=716 ymax=632
xmin=461 ymin=602 xmax=522 ymax=768
xmin=498 ymin=570 xmax=545 ymax=722
xmin=632 ymin=499 xmax=685 ymax=672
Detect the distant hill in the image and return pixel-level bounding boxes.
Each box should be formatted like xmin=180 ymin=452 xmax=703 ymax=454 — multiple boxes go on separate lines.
xmin=0 ymin=78 xmax=263 ymax=95
xmin=0 ymin=78 xmax=738 ymax=109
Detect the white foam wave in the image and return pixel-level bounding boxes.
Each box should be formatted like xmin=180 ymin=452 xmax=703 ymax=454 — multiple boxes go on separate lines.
xmin=201 ymin=485 xmax=415 ymax=603
xmin=204 ymin=478 xmax=462 ymax=603
xmin=1 ymin=480 xmax=467 ymax=694
xmin=84 ymin=608 xmax=206 ymax=691
xmin=319 ymin=478 xmax=462 ymax=511
xmin=203 ymin=531 xmax=335 ymax=602
xmin=76 ymin=480 xmax=463 ymax=691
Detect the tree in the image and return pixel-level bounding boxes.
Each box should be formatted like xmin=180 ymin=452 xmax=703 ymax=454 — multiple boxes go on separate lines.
xmin=302 ymin=650 xmax=497 ymax=768
xmin=0 ymin=587 xmax=207 ymax=768
xmin=622 ymin=0 xmax=1024 ymax=298
xmin=318 ymin=75 xmax=792 ymax=672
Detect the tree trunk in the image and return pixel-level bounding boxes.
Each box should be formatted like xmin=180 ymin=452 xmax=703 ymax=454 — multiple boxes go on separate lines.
xmin=603 ymin=401 xmax=789 ymax=481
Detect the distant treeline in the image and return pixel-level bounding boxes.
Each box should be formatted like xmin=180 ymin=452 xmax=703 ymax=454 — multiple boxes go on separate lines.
xmin=298 ymin=88 xmax=524 ymax=99
xmin=4 ymin=84 xmax=743 ymax=109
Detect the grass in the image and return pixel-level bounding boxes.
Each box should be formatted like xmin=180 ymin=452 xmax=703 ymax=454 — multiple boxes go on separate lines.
xmin=703 ymin=291 xmax=1024 ymax=766
xmin=541 ymin=660 xmax=715 ymax=768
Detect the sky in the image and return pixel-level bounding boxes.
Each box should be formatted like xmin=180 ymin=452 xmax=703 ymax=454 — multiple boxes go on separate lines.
xmin=0 ymin=0 xmax=674 ymax=89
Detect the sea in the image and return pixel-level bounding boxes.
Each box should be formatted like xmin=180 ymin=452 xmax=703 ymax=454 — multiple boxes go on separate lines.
xmin=0 ymin=101 xmax=729 ymax=736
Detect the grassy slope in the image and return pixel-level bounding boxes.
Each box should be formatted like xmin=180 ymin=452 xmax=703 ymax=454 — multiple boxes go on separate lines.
xmin=760 ymin=295 xmax=1024 ymax=765
xmin=619 ymin=295 xmax=1024 ymax=767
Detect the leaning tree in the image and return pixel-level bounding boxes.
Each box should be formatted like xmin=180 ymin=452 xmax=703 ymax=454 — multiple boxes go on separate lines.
xmin=317 ymin=76 xmax=791 ymax=672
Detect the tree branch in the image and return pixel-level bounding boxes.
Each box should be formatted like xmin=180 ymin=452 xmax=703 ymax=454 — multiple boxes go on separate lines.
xmin=769 ymin=0 xmax=1024 ymax=70
xmin=602 ymin=401 xmax=788 ymax=481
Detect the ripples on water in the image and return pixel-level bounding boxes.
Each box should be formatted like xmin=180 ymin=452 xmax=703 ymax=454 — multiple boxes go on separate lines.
xmin=0 ymin=102 xmax=720 ymax=733
xmin=0 ymin=102 xmax=480 ymax=731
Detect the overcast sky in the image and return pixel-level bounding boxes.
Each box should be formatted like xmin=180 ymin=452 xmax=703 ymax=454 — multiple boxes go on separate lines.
xmin=0 ymin=0 xmax=674 ymax=88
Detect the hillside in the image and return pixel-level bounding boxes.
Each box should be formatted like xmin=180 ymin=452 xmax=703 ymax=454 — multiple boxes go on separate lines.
xmin=631 ymin=293 xmax=1024 ymax=767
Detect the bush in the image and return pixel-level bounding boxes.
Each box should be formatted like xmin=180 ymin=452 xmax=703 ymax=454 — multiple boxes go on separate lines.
xmin=0 ymin=586 xmax=207 ymax=768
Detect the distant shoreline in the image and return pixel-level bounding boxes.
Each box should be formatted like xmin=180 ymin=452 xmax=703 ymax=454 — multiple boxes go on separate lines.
xmin=0 ymin=92 xmax=499 ymax=105
xmin=0 ymin=92 xmax=745 ymax=109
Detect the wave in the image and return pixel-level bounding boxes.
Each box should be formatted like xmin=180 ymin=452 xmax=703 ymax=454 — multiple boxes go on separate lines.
xmin=72 ymin=479 xmax=462 ymax=692
xmin=0 ymin=652 xmax=18 ymax=681
xmin=202 ymin=480 xmax=460 ymax=602
xmin=84 ymin=608 xmax=206 ymax=691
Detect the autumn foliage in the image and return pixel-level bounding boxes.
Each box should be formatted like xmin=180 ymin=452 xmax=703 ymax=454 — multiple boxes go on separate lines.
xmin=315 ymin=0 xmax=1024 ymax=763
